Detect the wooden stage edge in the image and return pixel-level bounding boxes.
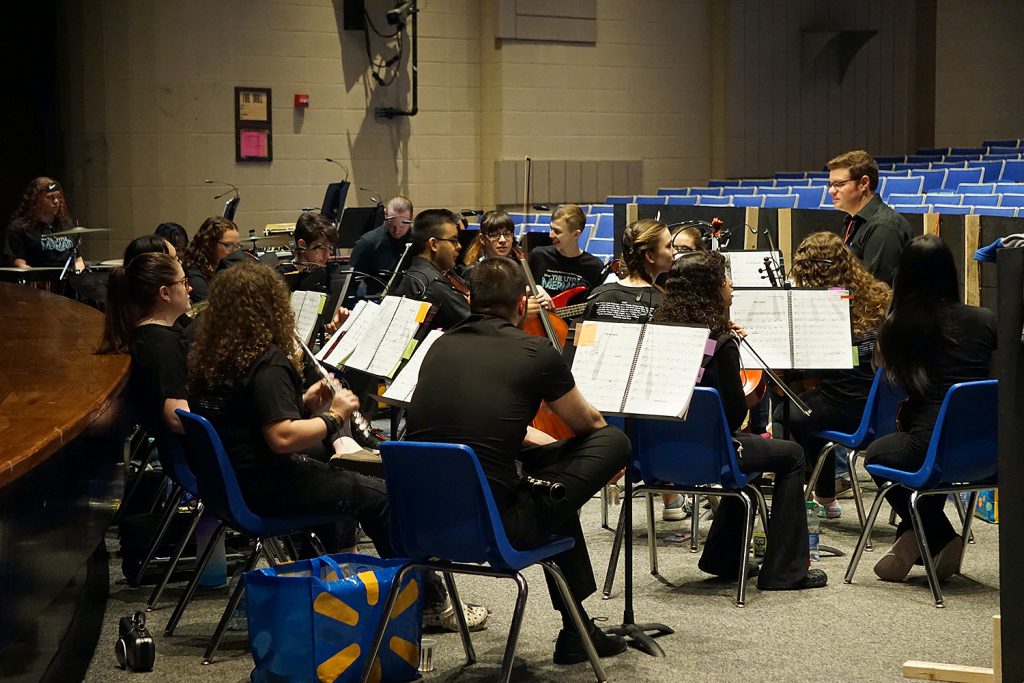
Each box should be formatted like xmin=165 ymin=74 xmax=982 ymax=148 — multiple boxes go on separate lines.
xmin=0 ymin=282 xmax=129 ymax=489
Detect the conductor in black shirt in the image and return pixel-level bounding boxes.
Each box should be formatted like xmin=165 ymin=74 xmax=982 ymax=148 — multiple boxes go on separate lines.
xmin=826 ymin=150 xmax=913 ymax=285
xmin=405 ymin=257 xmax=631 ymax=665
xmin=391 ymin=209 xmax=471 ymax=330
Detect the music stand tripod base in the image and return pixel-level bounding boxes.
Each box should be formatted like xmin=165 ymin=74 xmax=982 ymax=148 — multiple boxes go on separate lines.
xmin=606 ymin=440 xmax=673 ymax=657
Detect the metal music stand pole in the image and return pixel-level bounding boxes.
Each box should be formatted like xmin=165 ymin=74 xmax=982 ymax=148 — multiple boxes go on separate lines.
xmin=604 ymin=416 xmax=673 ymax=656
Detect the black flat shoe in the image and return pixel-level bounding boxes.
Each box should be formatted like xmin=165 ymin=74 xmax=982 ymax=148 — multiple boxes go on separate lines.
xmin=698 ymin=561 xmax=761 ymax=581
xmin=758 ymin=568 xmax=828 ymax=591
xmin=553 ymin=618 xmax=628 ymax=665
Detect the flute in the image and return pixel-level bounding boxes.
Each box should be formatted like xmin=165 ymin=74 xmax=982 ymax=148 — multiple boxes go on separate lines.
xmin=294 ymin=332 xmax=338 ymax=398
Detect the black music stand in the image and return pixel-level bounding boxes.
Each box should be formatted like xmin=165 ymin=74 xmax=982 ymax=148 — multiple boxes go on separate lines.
xmin=603 ymin=417 xmax=674 ymax=657
xmin=320 ymin=181 xmax=351 ymax=225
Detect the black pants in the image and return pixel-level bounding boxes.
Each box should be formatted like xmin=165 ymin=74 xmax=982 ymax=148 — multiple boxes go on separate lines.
xmin=863 ymin=429 xmax=958 ymax=552
xmin=774 ymin=388 xmax=864 ymax=498
xmin=235 ymin=454 xmax=394 ymax=558
xmin=500 ymin=426 xmax=631 ymax=616
xmin=698 ymin=433 xmax=810 ymax=589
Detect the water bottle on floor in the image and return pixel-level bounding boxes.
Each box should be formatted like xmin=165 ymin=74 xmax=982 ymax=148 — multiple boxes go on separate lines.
xmin=806 ymin=501 xmax=820 ymax=562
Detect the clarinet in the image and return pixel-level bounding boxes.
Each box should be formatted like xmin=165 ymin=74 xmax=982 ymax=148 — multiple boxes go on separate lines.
xmin=523 ymin=475 xmax=567 ymax=501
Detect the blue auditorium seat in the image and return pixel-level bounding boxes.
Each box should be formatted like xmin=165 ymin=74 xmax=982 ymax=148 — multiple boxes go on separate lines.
xmin=731 ymin=195 xmax=764 ymax=208
xmin=689 ymin=187 xmax=723 ymax=197
xmin=931 ymin=204 xmax=971 ymax=215
xmin=917 ymin=169 xmax=947 ymax=193
xmin=956 ymin=182 xmax=996 ymax=194
xmin=999 ymin=194 xmax=1024 ymax=208
xmin=1001 ymin=160 xmax=1024 ymax=182
xmin=892 ymin=205 xmax=931 ymax=214
xmin=775 ymin=178 xmax=812 ymax=187
xmin=975 ymin=207 xmax=1017 ymax=218
xmin=762 ymin=194 xmax=798 ymax=209
xmin=635 ymin=195 xmax=668 ymax=205
xmin=943 ymin=167 xmax=984 ymax=191
xmin=666 ymin=195 xmax=699 ymax=206
xmin=791 ymin=186 xmax=825 ymax=209
xmin=961 ymin=194 xmax=1001 ymax=207
xmin=719 ymin=186 xmax=757 ymax=195
xmin=972 ymin=160 xmax=1005 ymax=183
xmin=887 ymin=194 xmax=925 ymax=205
xmin=697 ymin=195 xmax=732 ymax=207
xmin=879 ymin=176 xmax=924 ymax=197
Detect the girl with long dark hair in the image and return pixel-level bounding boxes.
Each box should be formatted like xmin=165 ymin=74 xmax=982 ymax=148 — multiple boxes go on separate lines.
xmin=653 ymin=251 xmax=827 ymax=590
xmin=180 ymin=216 xmax=240 ymax=303
xmin=865 ymin=235 xmax=996 ymax=582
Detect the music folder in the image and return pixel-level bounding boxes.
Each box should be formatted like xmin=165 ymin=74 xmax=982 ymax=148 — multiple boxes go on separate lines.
xmin=729 ymin=288 xmax=854 ymax=370
xmin=382 ymin=328 xmax=446 ymax=406
xmin=317 ymin=296 xmax=432 ymax=378
xmin=568 ymin=320 xmax=710 ymax=418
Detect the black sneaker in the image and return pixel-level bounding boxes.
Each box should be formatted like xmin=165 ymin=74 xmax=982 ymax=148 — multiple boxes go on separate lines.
xmin=553 ymin=618 xmax=627 ymax=665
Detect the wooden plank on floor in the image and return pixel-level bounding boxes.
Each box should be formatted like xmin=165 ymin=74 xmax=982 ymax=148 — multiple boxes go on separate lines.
xmin=902 ymin=660 xmax=993 ymax=682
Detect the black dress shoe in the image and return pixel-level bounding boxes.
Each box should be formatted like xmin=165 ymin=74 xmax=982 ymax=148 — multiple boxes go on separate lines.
xmin=758 ymin=568 xmax=828 ymax=591
xmin=698 ymin=561 xmax=761 ymax=581
xmin=553 ymin=619 xmax=628 ymax=665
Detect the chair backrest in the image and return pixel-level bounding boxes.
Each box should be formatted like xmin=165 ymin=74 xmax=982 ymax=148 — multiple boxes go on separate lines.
xmin=1001 ymin=159 xmax=1024 ymax=182
xmin=731 ymin=194 xmax=764 ymax=208
xmin=943 ymin=167 xmax=983 ymax=190
xmin=631 ymin=388 xmax=752 ymax=489
xmin=175 ymin=409 xmax=264 ymax=534
xmin=698 ymin=195 xmax=731 ymax=206
xmin=860 ymin=369 xmax=906 ymax=444
xmin=791 ymin=186 xmax=826 ymax=209
xmin=762 ymin=194 xmax=798 ymax=209
xmin=880 ymin=176 xmax=924 ymax=197
xmin=156 ymin=432 xmax=199 ymax=495
xmin=919 ymin=380 xmax=998 ymax=487
xmin=379 ymin=441 xmax=511 ymax=565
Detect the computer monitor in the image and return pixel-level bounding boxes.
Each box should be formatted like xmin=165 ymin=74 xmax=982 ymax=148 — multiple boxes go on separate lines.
xmin=320 ymin=181 xmax=351 ymax=224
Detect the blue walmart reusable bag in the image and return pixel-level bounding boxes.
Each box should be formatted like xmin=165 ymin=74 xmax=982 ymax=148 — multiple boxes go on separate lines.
xmin=246 ymin=553 xmax=422 ymax=683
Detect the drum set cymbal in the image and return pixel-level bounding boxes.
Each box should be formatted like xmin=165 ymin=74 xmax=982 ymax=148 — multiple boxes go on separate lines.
xmin=49 ymin=226 xmax=112 ymax=238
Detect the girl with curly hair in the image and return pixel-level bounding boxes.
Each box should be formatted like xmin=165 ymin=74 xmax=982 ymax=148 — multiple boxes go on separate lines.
xmin=3 ymin=177 xmax=82 ymax=270
xmin=180 ymin=216 xmax=240 ymax=303
xmin=187 ymin=261 xmax=393 ymax=555
xmin=653 ymin=250 xmax=827 ymax=591
xmin=774 ymin=231 xmax=893 ymax=517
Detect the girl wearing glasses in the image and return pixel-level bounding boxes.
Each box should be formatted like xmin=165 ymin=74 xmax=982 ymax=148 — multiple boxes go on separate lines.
xmin=774 ymin=231 xmax=892 ymax=518
xmin=654 ymin=250 xmax=827 ymax=591
xmin=180 ymin=216 xmax=241 ymax=303
xmin=462 ymin=210 xmax=522 ymax=265
xmin=97 ymin=250 xmax=192 ymax=436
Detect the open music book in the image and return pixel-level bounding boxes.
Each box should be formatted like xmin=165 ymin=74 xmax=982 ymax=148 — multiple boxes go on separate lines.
xmin=382 ymin=328 xmax=445 ymax=405
xmin=291 ymin=290 xmax=327 ymax=345
xmin=570 ymin=320 xmax=710 ymax=417
xmin=730 ymin=288 xmax=853 ymax=370
xmin=724 ymin=250 xmax=782 ymax=288
xmin=317 ymin=296 xmax=432 ymax=377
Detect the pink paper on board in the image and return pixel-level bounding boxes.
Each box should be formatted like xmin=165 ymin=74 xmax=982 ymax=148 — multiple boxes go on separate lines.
xmin=240 ymin=130 xmax=267 ymax=158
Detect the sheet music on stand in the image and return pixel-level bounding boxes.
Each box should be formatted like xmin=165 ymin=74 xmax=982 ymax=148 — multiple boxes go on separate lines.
xmin=317 ymin=299 xmax=376 ymax=367
xmin=724 ymin=250 xmax=782 ymax=288
xmin=319 ymin=296 xmax=431 ymax=378
xmin=570 ymin=320 xmax=710 ymax=418
xmin=382 ymin=328 xmax=445 ymax=405
xmin=730 ymin=288 xmax=854 ymax=369
xmin=291 ymin=290 xmax=328 ymax=345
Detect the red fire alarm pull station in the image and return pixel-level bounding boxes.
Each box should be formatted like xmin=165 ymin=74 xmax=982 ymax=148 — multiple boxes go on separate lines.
xmin=294 ymin=94 xmax=310 ymax=109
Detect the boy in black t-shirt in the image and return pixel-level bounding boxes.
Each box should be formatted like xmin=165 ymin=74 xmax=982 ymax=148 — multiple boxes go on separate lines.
xmin=527 ymin=204 xmax=604 ymax=308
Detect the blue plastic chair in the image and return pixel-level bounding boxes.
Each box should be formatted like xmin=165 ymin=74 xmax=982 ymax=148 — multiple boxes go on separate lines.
xmin=169 ymin=410 xmax=351 ymax=664
xmin=844 ymin=380 xmax=997 ymax=607
xmin=762 ymin=194 xmax=799 ymax=209
xmin=806 ymin=370 xmax=906 ymax=550
xmin=361 ymin=441 xmax=606 ymax=683
xmin=603 ymin=389 xmax=768 ymax=607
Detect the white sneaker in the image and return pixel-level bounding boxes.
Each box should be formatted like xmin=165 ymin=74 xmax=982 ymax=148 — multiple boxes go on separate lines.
xmin=662 ymin=495 xmax=691 ymax=521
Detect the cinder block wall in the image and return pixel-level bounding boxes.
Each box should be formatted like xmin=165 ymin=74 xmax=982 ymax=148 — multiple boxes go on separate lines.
xmin=56 ymin=0 xmax=714 ymax=258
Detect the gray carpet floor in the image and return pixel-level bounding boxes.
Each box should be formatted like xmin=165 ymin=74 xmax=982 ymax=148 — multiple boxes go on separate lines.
xmin=84 ymin=475 xmax=1000 ymax=682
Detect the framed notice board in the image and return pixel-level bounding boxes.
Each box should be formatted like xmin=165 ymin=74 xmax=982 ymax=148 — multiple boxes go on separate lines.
xmin=235 ymin=87 xmax=272 ymax=163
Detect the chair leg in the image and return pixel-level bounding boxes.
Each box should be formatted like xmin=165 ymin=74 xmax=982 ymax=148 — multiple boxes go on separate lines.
xmin=848 ymin=449 xmax=871 ymax=550
xmin=600 ymin=484 xmax=609 ymax=529
xmin=645 ymin=492 xmax=658 ymax=576
xmin=908 ymin=491 xmax=944 ymax=608
xmin=602 ymin=499 xmax=628 ymax=597
xmin=164 ymin=521 xmax=227 ymax=636
xmin=752 ymin=487 xmax=770 ymax=533
xmin=308 ymin=531 xmax=328 ymax=556
xmin=131 ymin=483 xmax=184 ymax=587
xmin=202 ymin=539 xmax=269 ymax=664
xmin=540 ymin=561 xmax=607 ymax=683
xmin=112 ymin=436 xmax=158 ymax=525
xmin=736 ymin=490 xmax=755 ymax=608
xmin=441 ymin=571 xmax=477 ymax=664
xmin=960 ymin=491 xmax=980 ymax=570
xmin=497 ymin=572 xmax=530 ymax=683
xmin=844 ymin=482 xmax=896 ymax=584
xmin=689 ymin=495 xmax=699 ymax=552
xmin=805 ymin=443 xmax=836 ymax=502
xmin=952 ymin=492 xmax=976 ymax=544
xmin=147 ymin=501 xmax=204 ymax=611
xmin=360 ymin=564 xmax=414 ymax=683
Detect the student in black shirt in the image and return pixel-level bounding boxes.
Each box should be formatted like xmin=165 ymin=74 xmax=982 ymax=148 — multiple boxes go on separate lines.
xmin=653 ymin=251 xmax=827 ymax=591
xmin=187 ymin=261 xmax=392 ymax=555
xmin=180 ymin=216 xmax=241 ymax=303
xmin=527 ymin=204 xmax=604 ymax=308
xmin=461 ymin=210 xmax=521 ymax=266
xmin=3 ymin=177 xmax=83 ymax=271
xmin=582 ymin=219 xmax=672 ymax=323
xmin=391 ymin=209 xmax=470 ymax=330
xmin=155 ymin=222 xmax=189 ymax=255
xmin=97 ymin=250 xmax=192 ymax=435
xmin=773 ymin=232 xmax=892 ymax=518
xmin=826 ymin=150 xmax=913 ymax=285
xmin=348 ymin=195 xmax=413 ymax=297
xmin=277 ymin=212 xmax=352 ymax=334
xmin=865 ymin=235 xmax=996 ymax=583
xmin=405 ymin=257 xmax=631 ymax=665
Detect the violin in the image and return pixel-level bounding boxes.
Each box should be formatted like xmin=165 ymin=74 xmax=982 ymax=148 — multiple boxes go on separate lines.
xmin=443 ymin=268 xmax=470 ymax=300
